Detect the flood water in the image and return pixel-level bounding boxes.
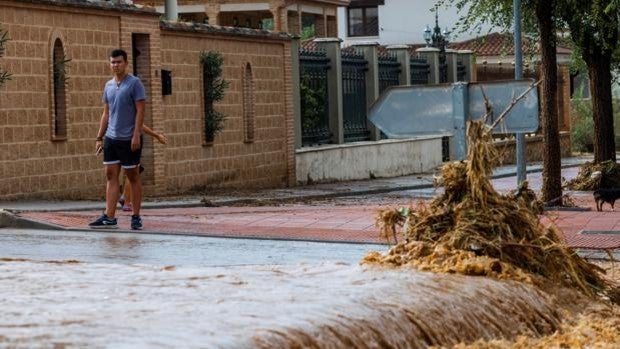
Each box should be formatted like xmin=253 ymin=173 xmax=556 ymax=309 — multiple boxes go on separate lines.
xmin=0 ymin=229 xmax=566 ymax=348
xmin=0 ymin=228 xmax=384 ymax=266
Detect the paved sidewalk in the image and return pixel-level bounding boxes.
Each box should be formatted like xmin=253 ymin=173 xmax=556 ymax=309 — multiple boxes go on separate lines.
xmin=3 ymin=155 xmax=620 ymax=251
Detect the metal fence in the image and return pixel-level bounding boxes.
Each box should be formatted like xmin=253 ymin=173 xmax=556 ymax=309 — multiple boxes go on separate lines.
xmin=457 ymin=59 xmax=466 ymax=82
xmin=439 ymin=61 xmax=448 ymax=83
xmin=378 ymin=54 xmax=401 ymax=95
xmin=410 ymin=58 xmax=430 ymax=85
xmin=299 ymin=49 xmax=331 ymax=146
xmin=341 ymin=50 xmax=370 ymax=142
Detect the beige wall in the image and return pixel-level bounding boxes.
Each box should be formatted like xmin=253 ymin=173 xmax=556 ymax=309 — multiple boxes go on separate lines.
xmin=160 ymin=28 xmax=295 ymax=192
xmin=0 ymin=1 xmax=161 ymax=199
xmin=0 ymin=0 xmax=294 ymax=199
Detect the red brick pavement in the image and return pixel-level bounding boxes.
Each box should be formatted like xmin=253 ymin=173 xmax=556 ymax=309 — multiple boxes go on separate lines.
xmin=18 ymin=198 xmax=620 ymax=249
xmin=19 ymin=206 xmax=385 ymax=243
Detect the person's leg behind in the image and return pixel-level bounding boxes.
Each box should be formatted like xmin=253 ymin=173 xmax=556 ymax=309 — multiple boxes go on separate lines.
xmin=118 ymin=136 xmax=143 ymax=230
xmin=122 ymin=176 xmax=133 ymax=211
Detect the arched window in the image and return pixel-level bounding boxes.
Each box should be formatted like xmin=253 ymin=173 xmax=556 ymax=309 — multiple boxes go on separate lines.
xmin=242 ymin=63 xmax=255 ymax=143
xmin=51 ymin=38 xmax=67 ymax=140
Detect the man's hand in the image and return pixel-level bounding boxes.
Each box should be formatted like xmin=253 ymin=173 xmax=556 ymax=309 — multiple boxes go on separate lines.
xmin=131 ymin=134 xmax=141 ymax=152
xmin=156 ymin=133 xmax=168 ymax=145
xmin=95 ymin=140 xmax=103 ymax=155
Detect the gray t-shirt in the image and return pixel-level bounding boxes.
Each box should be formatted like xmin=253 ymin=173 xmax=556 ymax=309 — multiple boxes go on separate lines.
xmin=102 ymin=74 xmax=146 ymax=140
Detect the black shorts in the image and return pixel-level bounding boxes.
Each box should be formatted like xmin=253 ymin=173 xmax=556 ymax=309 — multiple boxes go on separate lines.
xmin=103 ymin=136 xmax=142 ymax=169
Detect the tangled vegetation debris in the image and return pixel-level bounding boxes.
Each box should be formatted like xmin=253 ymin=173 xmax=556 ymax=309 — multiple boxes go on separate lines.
xmin=451 ymin=304 xmax=620 ymax=349
xmin=364 ymin=120 xmax=614 ymax=298
xmin=565 ymin=160 xmax=620 ymax=191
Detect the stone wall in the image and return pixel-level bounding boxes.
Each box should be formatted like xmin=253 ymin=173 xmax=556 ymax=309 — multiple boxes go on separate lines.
xmin=0 ymin=0 xmax=294 ymax=199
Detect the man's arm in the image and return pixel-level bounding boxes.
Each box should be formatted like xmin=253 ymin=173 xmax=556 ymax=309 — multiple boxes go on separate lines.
xmin=131 ymin=100 xmax=145 ymax=151
xmin=95 ymin=103 xmax=110 ymax=152
xmin=142 ymin=124 xmax=167 ymax=145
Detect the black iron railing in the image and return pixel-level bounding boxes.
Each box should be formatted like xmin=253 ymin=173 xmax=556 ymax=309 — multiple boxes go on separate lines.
xmin=457 ymin=59 xmax=467 ymax=82
xmin=439 ymin=61 xmax=448 ymax=83
xmin=299 ymin=49 xmax=331 ymax=146
xmin=378 ymin=54 xmax=401 ymax=95
xmin=410 ymin=58 xmax=430 ymax=85
xmin=341 ymin=51 xmax=370 ymax=142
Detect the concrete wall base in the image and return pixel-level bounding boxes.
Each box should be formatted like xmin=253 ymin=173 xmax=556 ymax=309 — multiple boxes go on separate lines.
xmin=296 ymin=137 xmax=444 ymax=185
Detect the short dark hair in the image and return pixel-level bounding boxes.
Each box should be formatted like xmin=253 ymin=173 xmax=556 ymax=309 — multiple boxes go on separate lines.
xmin=110 ymin=49 xmax=128 ymax=62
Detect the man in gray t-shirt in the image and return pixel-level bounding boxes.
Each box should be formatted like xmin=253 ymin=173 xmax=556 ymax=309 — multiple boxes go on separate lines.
xmin=90 ymin=49 xmax=145 ymax=230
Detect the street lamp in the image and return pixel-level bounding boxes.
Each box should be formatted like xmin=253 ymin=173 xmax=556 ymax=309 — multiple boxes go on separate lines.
xmin=423 ymin=25 xmax=432 ymax=46
xmin=423 ymin=8 xmax=450 ymax=82
xmin=427 ymin=11 xmax=448 ymax=49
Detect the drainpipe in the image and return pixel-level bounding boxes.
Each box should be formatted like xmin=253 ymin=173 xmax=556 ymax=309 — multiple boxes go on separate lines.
xmin=165 ymin=0 xmax=178 ymax=21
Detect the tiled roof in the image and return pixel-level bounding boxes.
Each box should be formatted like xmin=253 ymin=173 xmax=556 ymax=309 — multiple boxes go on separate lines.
xmin=162 ymin=21 xmax=291 ymax=40
xmin=303 ymin=32 xmax=572 ymax=57
xmin=450 ymin=32 xmax=572 ymax=56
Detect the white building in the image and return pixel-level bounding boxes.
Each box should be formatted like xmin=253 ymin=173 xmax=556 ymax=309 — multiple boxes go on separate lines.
xmin=337 ymin=0 xmax=491 ymax=46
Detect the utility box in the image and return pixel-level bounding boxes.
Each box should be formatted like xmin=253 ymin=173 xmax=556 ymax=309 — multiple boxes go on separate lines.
xmin=161 ymin=69 xmax=172 ymax=95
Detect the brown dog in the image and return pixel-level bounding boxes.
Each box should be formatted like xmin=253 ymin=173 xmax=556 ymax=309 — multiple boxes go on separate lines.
xmin=593 ymin=188 xmax=620 ymax=211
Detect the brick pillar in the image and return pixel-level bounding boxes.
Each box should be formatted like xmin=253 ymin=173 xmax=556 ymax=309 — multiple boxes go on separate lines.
xmin=458 ymin=50 xmax=475 ymax=82
xmin=205 ymin=3 xmax=220 ymax=25
xmin=291 ymin=38 xmax=302 ymax=149
xmin=354 ymin=42 xmax=381 ymax=141
xmin=314 ymin=14 xmax=325 ymax=37
xmin=271 ymin=4 xmax=288 ymax=33
xmin=416 ymin=47 xmax=440 ymax=84
xmin=288 ymin=9 xmax=300 ymax=35
xmin=386 ymin=45 xmax=410 ymax=86
xmin=445 ymin=48 xmax=458 ymax=83
xmin=314 ymin=38 xmax=344 ymax=144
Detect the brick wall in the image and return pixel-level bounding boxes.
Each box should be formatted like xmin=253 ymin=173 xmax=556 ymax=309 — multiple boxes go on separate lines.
xmin=0 ymin=0 xmax=294 ymax=199
xmin=0 ymin=1 xmax=138 ymax=199
xmin=159 ymin=26 xmax=294 ymax=193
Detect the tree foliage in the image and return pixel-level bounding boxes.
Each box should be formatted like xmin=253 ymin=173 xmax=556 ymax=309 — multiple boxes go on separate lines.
xmin=438 ymin=0 xmax=563 ymax=204
xmin=0 ymin=26 xmax=11 ymax=87
xmin=199 ymin=51 xmax=230 ymax=142
xmin=559 ymin=0 xmax=619 ymax=162
xmin=441 ymin=0 xmax=620 ymax=163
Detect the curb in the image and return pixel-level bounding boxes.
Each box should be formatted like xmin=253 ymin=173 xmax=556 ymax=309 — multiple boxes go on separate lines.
xmin=0 ymin=210 xmax=64 ymax=230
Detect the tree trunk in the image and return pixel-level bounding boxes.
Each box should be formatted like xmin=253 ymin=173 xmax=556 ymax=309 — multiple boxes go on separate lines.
xmin=536 ymin=0 xmax=562 ymax=206
xmin=586 ymin=52 xmax=616 ymax=163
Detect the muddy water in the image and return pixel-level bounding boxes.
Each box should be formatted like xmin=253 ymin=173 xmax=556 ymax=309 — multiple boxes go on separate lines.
xmin=0 ymin=260 xmax=563 ymax=348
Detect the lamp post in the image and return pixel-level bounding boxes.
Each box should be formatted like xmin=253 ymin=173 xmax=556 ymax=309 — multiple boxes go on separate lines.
xmin=423 ymin=9 xmax=450 ymax=83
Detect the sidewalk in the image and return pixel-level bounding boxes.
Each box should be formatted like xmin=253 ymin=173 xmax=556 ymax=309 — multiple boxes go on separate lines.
xmin=0 ymin=155 xmax=594 ymax=212
xmin=3 ymin=155 xmax=620 ymax=251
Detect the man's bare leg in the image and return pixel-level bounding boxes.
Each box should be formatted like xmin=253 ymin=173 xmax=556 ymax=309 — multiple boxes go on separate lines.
xmin=105 ymin=164 xmax=121 ymax=218
xmin=126 ymin=166 xmax=142 ymax=216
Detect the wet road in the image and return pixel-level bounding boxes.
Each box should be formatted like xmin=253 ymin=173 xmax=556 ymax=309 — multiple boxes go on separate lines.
xmin=0 ymin=229 xmax=385 ymax=266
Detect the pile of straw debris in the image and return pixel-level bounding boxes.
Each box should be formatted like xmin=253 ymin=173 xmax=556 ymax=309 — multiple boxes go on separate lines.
xmin=364 ymin=120 xmax=614 ymax=298
xmin=564 ymin=160 xmax=620 ymax=191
